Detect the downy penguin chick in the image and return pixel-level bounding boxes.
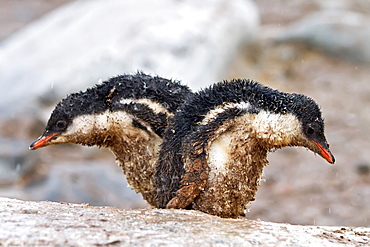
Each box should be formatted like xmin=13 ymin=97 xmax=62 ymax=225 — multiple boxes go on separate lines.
xmin=154 ymin=79 xmax=335 ymax=218
xmin=30 ymin=72 xmax=192 ymax=206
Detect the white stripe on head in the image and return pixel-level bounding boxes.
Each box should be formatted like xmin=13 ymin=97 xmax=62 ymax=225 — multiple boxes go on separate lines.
xmin=120 ymin=98 xmax=173 ymax=117
xmin=200 ymin=102 xmax=252 ymax=126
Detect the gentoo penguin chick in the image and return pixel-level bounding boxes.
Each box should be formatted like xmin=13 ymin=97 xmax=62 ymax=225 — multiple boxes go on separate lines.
xmin=30 ymin=72 xmax=192 ymax=206
xmin=154 ymin=79 xmax=335 ymax=218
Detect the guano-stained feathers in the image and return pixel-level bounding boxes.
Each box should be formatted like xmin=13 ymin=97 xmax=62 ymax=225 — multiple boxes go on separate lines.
xmin=154 ymin=78 xmax=334 ymax=218
xmin=30 ymin=72 xmax=192 ymax=206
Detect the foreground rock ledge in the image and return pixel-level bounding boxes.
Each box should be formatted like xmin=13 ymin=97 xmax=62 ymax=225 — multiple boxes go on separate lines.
xmin=0 ymin=197 xmax=368 ymax=246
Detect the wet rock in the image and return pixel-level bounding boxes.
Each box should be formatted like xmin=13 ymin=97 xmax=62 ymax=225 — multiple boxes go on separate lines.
xmin=277 ymin=10 xmax=370 ymax=63
xmin=0 ymin=161 xmax=148 ymax=209
xmin=356 ymin=162 xmax=370 ymax=176
xmin=0 ymin=197 xmax=369 ymax=246
xmin=0 ymin=138 xmax=40 ymax=186
xmin=0 ymin=0 xmax=259 ymax=119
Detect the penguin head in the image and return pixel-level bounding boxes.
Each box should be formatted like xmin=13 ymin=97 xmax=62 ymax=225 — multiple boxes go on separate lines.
xmin=30 ymin=73 xmax=192 ymax=150
xmin=29 ymin=91 xmax=106 ymax=149
xmin=289 ymin=93 xmax=335 ymax=164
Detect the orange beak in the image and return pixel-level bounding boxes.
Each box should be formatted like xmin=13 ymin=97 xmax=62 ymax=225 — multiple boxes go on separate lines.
xmin=312 ymin=140 xmax=335 ymax=164
xmin=29 ymin=132 xmax=60 ymax=150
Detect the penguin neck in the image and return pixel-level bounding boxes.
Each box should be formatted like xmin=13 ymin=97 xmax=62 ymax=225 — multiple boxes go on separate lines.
xmin=64 ymin=110 xmax=162 ymax=205
xmin=200 ymin=102 xmax=304 ymax=150
xmin=204 ymin=110 xmax=304 ymax=181
xmin=246 ymin=110 xmax=303 ymax=149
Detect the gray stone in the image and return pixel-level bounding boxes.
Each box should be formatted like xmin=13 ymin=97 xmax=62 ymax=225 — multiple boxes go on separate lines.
xmin=0 ymin=161 xmax=148 ymax=209
xmin=0 ymin=0 xmax=259 ymax=119
xmin=0 ymin=138 xmax=40 ymax=185
xmin=277 ymin=10 xmax=370 ymax=63
xmin=0 ymin=197 xmax=369 ymax=246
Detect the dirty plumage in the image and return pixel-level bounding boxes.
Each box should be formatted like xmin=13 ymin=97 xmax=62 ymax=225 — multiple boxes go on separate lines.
xmin=30 ymin=72 xmax=192 ymax=206
xmin=154 ymin=79 xmax=334 ymax=218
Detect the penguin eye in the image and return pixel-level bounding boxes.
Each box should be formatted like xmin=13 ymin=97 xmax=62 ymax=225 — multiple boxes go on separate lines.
xmin=56 ymin=120 xmax=67 ymax=130
xmin=306 ymin=126 xmax=314 ymax=135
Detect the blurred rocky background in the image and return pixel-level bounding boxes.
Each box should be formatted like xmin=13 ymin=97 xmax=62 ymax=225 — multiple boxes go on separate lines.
xmin=0 ymin=0 xmax=369 ymax=227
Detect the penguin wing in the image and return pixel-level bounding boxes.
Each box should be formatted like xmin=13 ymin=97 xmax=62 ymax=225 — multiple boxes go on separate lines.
xmin=166 ymin=107 xmax=246 ymax=209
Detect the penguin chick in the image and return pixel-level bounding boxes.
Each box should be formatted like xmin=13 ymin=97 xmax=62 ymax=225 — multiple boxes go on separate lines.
xmin=154 ymin=79 xmax=335 ymax=218
xmin=30 ymin=72 xmax=192 ymax=206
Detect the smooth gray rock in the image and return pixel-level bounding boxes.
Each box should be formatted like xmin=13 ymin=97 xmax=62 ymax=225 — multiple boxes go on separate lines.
xmin=277 ymin=10 xmax=370 ymax=63
xmin=0 ymin=161 xmax=148 ymax=209
xmin=0 ymin=138 xmax=40 ymax=185
xmin=0 ymin=0 xmax=259 ymax=119
xmin=0 ymin=197 xmax=369 ymax=246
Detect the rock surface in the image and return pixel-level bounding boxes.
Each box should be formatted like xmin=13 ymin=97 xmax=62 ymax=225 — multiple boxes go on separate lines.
xmin=0 ymin=160 xmax=148 ymax=209
xmin=0 ymin=138 xmax=40 ymax=186
xmin=277 ymin=10 xmax=370 ymax=63
xmin=0 ymin=0 xmax=258 ymax=118
xmin=0 ymin=197 xmax=369 ymax=246
xmin=0 ymin=0 xmax=74 ymax=41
